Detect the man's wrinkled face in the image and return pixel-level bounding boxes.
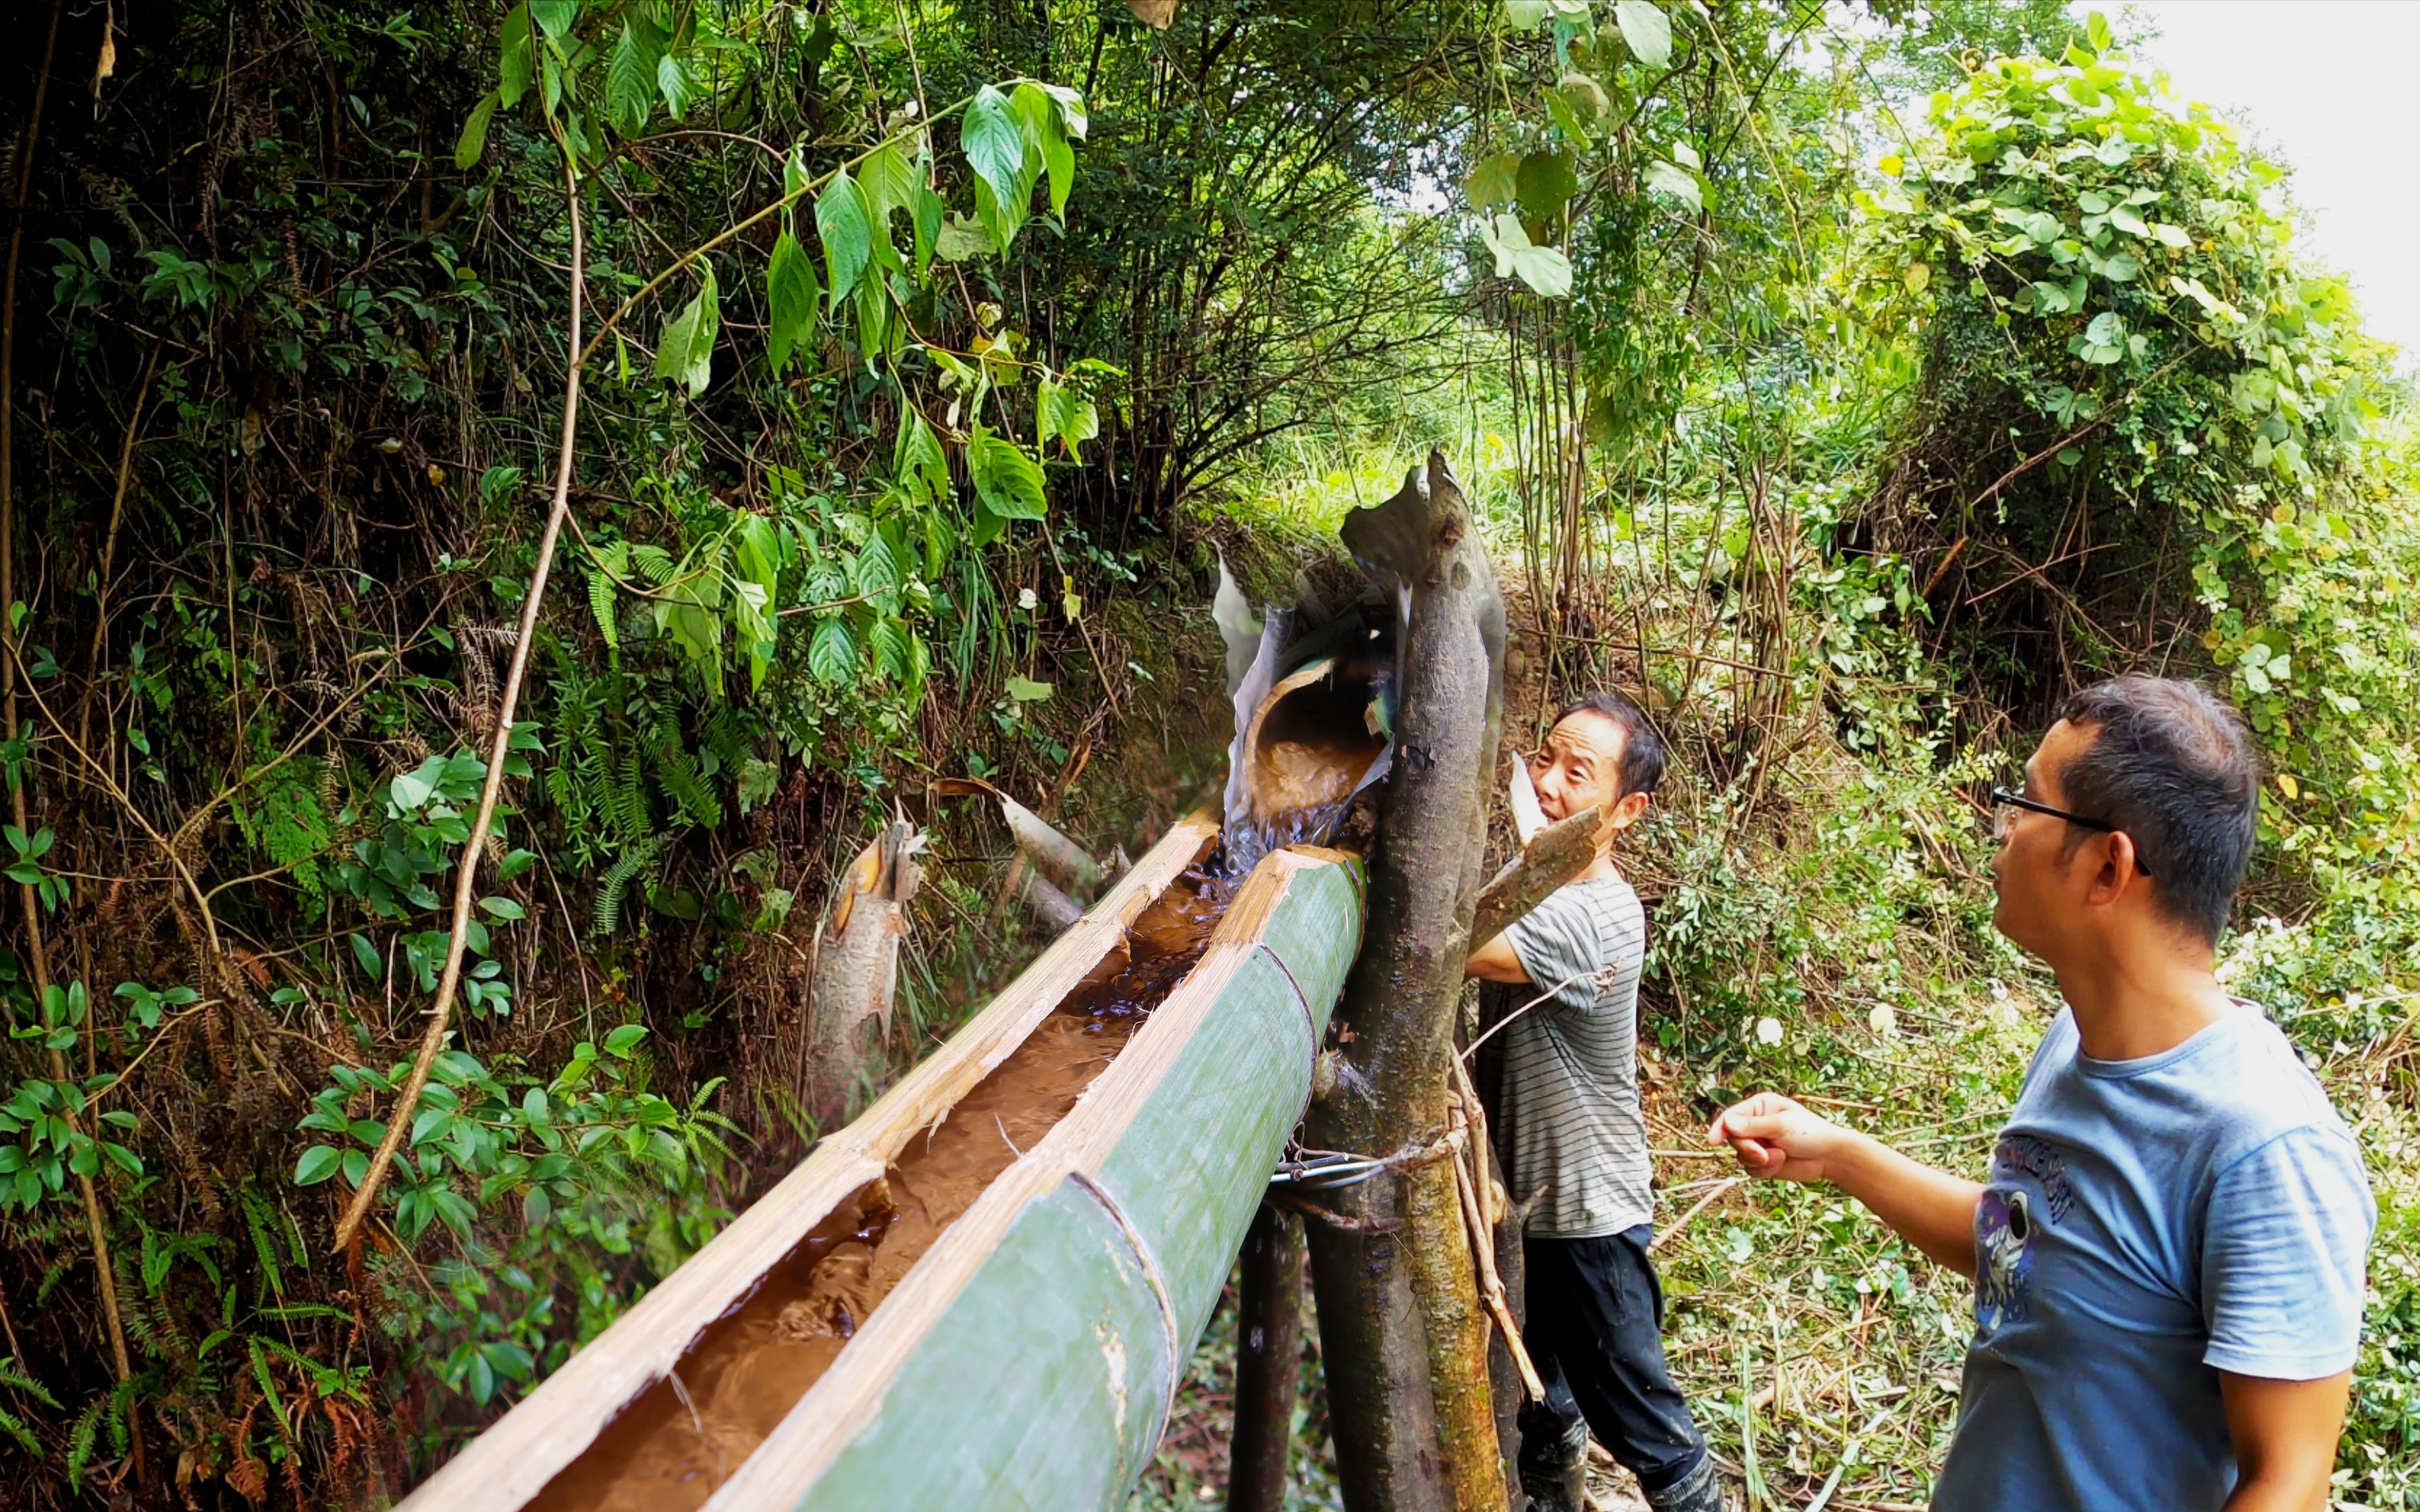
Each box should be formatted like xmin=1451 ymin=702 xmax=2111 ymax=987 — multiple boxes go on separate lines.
xmin=1531 ymin=709 xmax=1629 ymax=826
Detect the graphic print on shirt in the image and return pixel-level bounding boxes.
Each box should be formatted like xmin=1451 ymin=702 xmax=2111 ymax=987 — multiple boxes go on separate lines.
xmin=1974 ymin=1135 xmax=2071 ymax=1334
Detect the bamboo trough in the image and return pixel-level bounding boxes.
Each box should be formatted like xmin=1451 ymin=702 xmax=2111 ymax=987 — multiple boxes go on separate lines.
xmin=400 ymin=814 xmax=1364 ymax=1512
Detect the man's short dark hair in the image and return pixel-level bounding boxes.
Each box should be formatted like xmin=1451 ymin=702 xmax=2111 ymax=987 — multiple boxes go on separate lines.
xmin=1556 ymin=689 xmax=1667 ymax=799
xmin=2053 ymin=676 xmax=2259 ymax=945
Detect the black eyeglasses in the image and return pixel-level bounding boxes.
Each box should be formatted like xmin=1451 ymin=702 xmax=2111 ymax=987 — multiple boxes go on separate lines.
xmin=1988 ymin=786 xmax=2151 ymax=876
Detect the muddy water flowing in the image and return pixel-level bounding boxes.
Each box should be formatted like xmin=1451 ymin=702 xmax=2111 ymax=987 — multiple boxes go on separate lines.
xmin=529 ymin=868 xmax=1234 ymax=1512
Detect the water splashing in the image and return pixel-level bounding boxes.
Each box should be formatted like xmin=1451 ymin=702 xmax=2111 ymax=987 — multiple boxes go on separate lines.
xmin=1211 ymin=572 xmax=1400 ymax=877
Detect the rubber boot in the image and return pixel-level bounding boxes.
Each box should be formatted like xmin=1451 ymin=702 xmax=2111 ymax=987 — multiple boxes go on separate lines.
xmin=1643 ymin=1455 xmax=1724 ymax=1512
xmin=1516 ymin=1403 xmax=1593 ymax=1512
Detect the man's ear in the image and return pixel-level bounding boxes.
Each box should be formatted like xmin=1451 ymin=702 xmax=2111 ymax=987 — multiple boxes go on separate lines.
xmin=1606 ymin=790 xmax=1651 ymax=833
xmin=2083 ymin=830 xmax=2148 ymax=905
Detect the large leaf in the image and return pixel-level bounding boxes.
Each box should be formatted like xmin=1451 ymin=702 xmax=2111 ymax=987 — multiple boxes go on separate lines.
xmin=652 ymin=265 xmax=720 ymax=396
xmin=1643 ymin=159 xmax=1702 ymax=213
xmin=1515 ymin=151 xmax=1579 ymax=220
xmin=854 ymin=533 xmax=902 ymax=599
xmin=962 ymin=86 xmax=1025 ymax=213
xmin=935 ymin=213 xmax=991 ymax=262
xmin=860 ymin=142 xmax=922 ymax=223
xmin=606 ymin=21 xmax=668 ymax=137
xmin=455 ymin=92 xmax=500 ymax=169
xmin=656 ymin=52 xmax=696 ymax=119
xmin=1615 ymin=0 xmax=1673 ymax=68
xmin=1014 ymin=83 xmax=1075 ymax=215
xmin=869 ymin=617 xmax=914 ymax=683
xmin=962 ymin=86 xmax=1030 ymax=248
xmin=816 ymin=171 xmax=874 ymax=310
xmin=498 ymin=3 xmax=535 ymax=108
xmin=808 ymin=618 xmax=856 ymax=685
xmin=1481 ymin=214 xmax=1573 ymax=298
xmin=969 ymin=429 xmax=1047 ymax=520
xmin=1036 ymin=375 xmax=1100 ymax=458
xmin=766 ymin=231 xmax=820 ymax=374
xmin=1465 ymin=153 xmax=1521 ymax=211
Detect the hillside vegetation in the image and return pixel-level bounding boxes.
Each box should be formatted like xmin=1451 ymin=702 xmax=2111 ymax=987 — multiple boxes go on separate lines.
xmin=0 ymin=3 xmax=2413 ymax=1509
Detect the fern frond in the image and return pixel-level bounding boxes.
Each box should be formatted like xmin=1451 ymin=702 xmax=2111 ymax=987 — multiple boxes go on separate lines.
xmin=587 ymin=566 xmax=620 ymax=655
xmin=238 ymin=1188 xmax=286 ymax=1303
xmin=653 ymin=744 xmax=723 ymax=830
xmin=0 ymin=1403 xmax=38 ymax=1456
xmin=0 ymin=1357 xmax=61 ymax=1411
xmin=65 ymin=1400 xmax=99 ymax=1491
xmin=611 ymin=751 xmax=650 ymax=844
xmin=590 ymin=840 xmax=659 ymax=939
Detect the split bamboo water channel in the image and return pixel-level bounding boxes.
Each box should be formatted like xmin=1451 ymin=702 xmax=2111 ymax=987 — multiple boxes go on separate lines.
xmin=400 ymin=660 xmax=1375 ymax=1511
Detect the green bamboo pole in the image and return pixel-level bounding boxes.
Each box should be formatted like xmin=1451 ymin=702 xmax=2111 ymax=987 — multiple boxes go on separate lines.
xmin=702 ymin=846 xmax=1365 ymax=1511
xmin=400 ymin=814 xmax=1224 ymax=1512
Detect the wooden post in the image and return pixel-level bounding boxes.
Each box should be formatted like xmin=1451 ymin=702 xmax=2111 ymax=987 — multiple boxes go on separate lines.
xmin=1227 ymin=1202 xmax=1305 ymax=1512
xmin=1307 ymin=453 xmax=1506 ymax=1512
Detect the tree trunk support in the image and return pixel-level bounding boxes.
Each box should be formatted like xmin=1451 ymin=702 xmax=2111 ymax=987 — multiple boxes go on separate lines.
xmin=1226 ymin=1200 xmax=1305 ymax=1512
xmin=1307 ymin=452 xmax=1506 ymax=1512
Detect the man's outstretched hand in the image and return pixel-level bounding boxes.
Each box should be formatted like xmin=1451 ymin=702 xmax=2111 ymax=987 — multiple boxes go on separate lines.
xmin=1708 ymin=1092 xmax=1849 ymax=1183
xmin=1710 ymin=1091 xmax=1986 ymax=1278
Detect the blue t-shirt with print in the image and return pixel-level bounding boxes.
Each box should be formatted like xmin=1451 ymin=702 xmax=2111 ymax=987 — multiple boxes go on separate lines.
xmin=1933 ymin=1000 xmax=2374 ymax=1511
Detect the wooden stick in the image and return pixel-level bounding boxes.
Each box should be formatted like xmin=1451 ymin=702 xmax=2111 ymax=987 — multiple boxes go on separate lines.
xmin=1471 ymin=802 xmax=1601 ymax=948
xmin=334 ymin=148 xmax=586 ymax=1256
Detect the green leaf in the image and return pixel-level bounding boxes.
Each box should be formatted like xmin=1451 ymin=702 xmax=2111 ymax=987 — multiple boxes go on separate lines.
xmin=1480 ymin=214 xmax=1573 ymax=298
xmin=960 ymin=85 xmax=1028 ymax=227
xmin=816 ymin=171 xmax=874 ymax=310
xmin=1036 ymin=375 xmax=1101 ymax=458
xmin=1014 ymin=83 xmax=1075 ymax=215
xmin=653 ymin=265 xmax=720 ymax=396
xmin=766 ymin=231 xmax=820 ymax=374
xmin=1515 ymin=151 xmax=1579 ymax=220
xmin=808 ymin=618 xmax=855 ymax=684
xmin=854 ymin=534 xmax=902 ymax=598
xmin=478 ymin=896 xmax=525 ymax=921
xmin=603 ymin=1023 xmax=648 ymax=1057
xmin=935 ymin=213 xmax=991 ymax=262
xmin=656 ymin=52 xmax=696 ymax=119
xmin=498 ymin=3 xmax=535 ymax=109
xmin=1465 ymin=153 xmax=1522 ymax=212
xmin=1543 ymin=86 xmax=1594 ymax=148
xmin=531 ymin=0 xmax=576 ymax=43
xmin=1614 ymin=0 xmax=1673 ymax=69
xmin=1644 ymin=160 xmax=1700 ymax=212
xmin=895 ymin=409 xmax=952 ymax=508
xmin=350 ymin=933 xmax=383 ymax=980
xmin=293 ymin=1146 xmax=342 ymax=1186
xmin=455 ymin=92 xmax=501 ymax=169
xmin=869 ymin=618 xmax=914 ymax=682
xmin=606 ymin=22 xmax=659 ymax=137
xmin=969 ymin=430 xmax=1048 ymax=520
xmin=1005 ymin=676 xmax=1053 ymax=703
xmin=859 ymin=142 xmax=921 ymax=222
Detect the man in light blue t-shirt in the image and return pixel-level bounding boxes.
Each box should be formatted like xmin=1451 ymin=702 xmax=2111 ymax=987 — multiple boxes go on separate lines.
xmin=1710 ymin=677 xmax=2374 ymax=1511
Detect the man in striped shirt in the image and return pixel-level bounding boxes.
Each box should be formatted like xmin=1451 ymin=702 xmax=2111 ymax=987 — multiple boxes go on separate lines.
xmin=1467 ymin=691 xmax=1719 ymax=1512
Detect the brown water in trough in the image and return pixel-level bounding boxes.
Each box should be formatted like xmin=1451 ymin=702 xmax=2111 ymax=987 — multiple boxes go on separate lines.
xmin=526 ymin=865 xmax=1235 ymax=1512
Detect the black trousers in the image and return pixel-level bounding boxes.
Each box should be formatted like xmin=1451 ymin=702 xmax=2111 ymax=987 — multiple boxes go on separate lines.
xmin=1519 ymin=1226 xmax=1709 ymax=1503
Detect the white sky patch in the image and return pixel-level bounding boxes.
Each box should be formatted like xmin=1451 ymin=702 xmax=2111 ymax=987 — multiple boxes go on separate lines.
xmin=2110 ymin=1 xmax=2420 ymax=369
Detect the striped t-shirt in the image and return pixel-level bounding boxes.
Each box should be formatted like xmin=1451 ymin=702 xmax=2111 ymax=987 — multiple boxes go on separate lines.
xmin=1483 ymin=875 xmax=1653 ymax=1239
